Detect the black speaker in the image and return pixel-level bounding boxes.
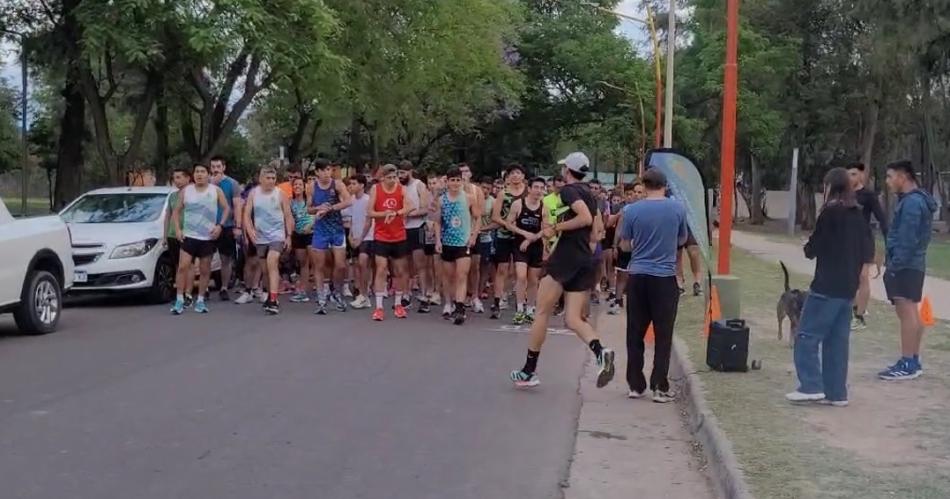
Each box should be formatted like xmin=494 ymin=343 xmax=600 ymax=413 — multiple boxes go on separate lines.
xmin=706 ymin=319 xmax=750 ymax=372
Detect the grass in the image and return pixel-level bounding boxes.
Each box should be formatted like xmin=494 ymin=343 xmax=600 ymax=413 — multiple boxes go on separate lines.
xmin=1 ymin=196 xmax=54 ymax=217
xmin=676 ymin=248 xmax=950 ymax=499
xmin=736 ymin=220 xmax=950 ymax=281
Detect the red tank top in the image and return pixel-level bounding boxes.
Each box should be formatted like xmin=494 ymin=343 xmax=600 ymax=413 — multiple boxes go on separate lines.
xmin=374 ymin=183 xmax=406 ymax=242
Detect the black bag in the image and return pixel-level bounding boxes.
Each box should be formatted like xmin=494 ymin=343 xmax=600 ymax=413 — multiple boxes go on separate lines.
xmin=706 ymin=319 xmax=750 ymax=372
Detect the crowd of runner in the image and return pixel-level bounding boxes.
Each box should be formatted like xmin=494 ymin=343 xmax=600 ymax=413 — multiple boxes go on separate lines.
xmin=163 ymin=153 xmax=702 ymax=401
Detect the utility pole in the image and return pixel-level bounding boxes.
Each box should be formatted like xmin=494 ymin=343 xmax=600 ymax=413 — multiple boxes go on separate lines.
xmin=787 ymin=148 xmax=799 ymax=236
xmin=717 ymin=0 xmax=739 ymax=274
xmin=20 ymin=34 xmax=29 ymax=216
xmin=663 ymin=0 xmax=675 ymax=148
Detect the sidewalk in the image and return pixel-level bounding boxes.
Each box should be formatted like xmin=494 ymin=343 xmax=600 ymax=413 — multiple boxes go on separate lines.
xmin=565 ymin=311 xmax=713 ymax=499
xmin=732 ymin=230 xmax=950 ymax=320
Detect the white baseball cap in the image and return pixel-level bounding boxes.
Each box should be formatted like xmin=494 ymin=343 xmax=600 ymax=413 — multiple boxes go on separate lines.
xmin=557 ymin=152 xmax=590 ymax=175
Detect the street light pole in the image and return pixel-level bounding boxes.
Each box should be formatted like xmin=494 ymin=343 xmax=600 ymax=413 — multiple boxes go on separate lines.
xmin=20 ymin=34 xmax=28 ymax=216
xmin=717 ymin=0 xmax=739 ymax=275
xmin=663 ymin=0 xmax=675 ymax=148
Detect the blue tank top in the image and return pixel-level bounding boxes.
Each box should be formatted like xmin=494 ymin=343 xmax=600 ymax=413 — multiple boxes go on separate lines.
xmin=441 ymin=191 xmax=471 ymax=247
xmin=311 ymin=180 xmax=343 ymax=236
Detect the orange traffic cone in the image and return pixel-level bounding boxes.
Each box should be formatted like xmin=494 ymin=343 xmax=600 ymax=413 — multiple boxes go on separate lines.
xmin=920 ymin=296 xmax=936 ymax=327
xmin=646 ymin=323 xmax=655 ymax=345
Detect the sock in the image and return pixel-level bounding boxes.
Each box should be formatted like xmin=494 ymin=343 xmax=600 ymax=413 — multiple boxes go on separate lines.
xmin=376 ymin=295 xmax=384 ymax=309
xmin=196 ymin=295 xmax=205 ymax=303
xmin=588 ymin=339 xmax=604 ymax=357
xmin=395 ymin=293 xmax=403 ymax=305
xmin=517 ymin=302 xmax=525 ymax=313
xmin=176 ymin=293 xmax=184 ymax=302
xmin=269 ymin=292 xmax=278 ymax=302
xmin=522 ymin=349 xmax=540 ymax=375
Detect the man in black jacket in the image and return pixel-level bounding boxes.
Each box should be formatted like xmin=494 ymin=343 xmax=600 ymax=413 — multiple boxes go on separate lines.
xmin=847 ymin=162 xmax=888 ymax=330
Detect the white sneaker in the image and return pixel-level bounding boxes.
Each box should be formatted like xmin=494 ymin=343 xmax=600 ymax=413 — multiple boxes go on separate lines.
xmin=500 ymin=298 xmax=509 ymax=310
xmin=429 ymin=293 xmax=442 ymax=306
xmin=343 ymin=284 xmax=354 ymax=298
xmin=627 ymin=389 xmax=646 ymax=399
xmin=818 ymin=399 xmax=849 ymax=407
xmin=350 ymin=295 xmax=371 ymax=309
xmin=785 ymin=391 xmax=825 ymax=402
xmin=473 ymin=298 xmax=485 ymax=314
xmin=652 ymin=390 xmax=676 ymax=403
xmin=234 ymin=291 xmax=254 ymax=304
xmin=256 ymin=290 xmax=268 ymax=303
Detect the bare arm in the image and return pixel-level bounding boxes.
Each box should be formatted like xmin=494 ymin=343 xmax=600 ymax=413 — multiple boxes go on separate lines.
xmin=367 ymin=186 xmax=386 ymax=219
xmin=410 ymin=181 xmax=430 ymax=217
xmin=243 ymin=191 xmax=257 ymax=243
xmin=433 ymin=195 xmax=443 ymax=251
xmin=400 ymin=187 xmax=416 ymax=217
xmin=280 ymin=193 xmax=294 ymax=239
xmin=231 ymin=185 xmax=243 ymax=229
xmin=172 ymin=191 xmax=185 ymax=241
xmin=506 ymin=200 xmax=533 ymax=240
xmin=333 ymin=180 xmax=353 ymax=211
xmin=491 ymin=189 xmax=506 ymax=227
xmin=468 ymin=192 xmax=481 ymax=246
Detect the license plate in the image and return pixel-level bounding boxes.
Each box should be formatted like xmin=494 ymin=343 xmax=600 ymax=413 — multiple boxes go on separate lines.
xmin=74 ymin=270 xmax=87 ymax=283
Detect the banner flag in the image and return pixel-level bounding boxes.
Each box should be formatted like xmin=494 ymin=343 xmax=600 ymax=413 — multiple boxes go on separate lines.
xmin=645 ymin=149 xmax=711 ymax=263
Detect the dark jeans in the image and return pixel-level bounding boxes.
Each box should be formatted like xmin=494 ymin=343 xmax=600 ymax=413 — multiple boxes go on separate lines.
xmin=626 ymin=274 xmax=680 ymax=392
xmin=793 ymin=292 xmax=852 ymax=401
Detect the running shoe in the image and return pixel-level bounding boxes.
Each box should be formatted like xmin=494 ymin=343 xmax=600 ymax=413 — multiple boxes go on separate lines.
xmin=653 ymin=390 xmax=676 ymax=403
xmin=331 ymin=292 xmax=347 ymax=312
xmin=512 ymin=312 xmax=527 ymax=325
xmin=234 ymin=291 xmax=254 ymax=304
xmin=785 ymin=391 xmax=824 ymax=402
xmin=472 ymin=298 xmax=485 ymax=314
xmin=878 ymin=358 xmax=921 ymax=381
xmin=627 ymin=389 xmax=646 ymax=399
xmin=818 ymin=399 xmax=849 ymax=407
xmin=394 ymin=304 xmax=408 ymax=319
xmin=510 ymin=370 xmax=540 ymax=388
xmin=525 ymin=311 xmax=535 ymax=324
xmin=418 ymin=301 xmax=431 ymax=314
xmin=607 ymin=302 xmax=622 ymax=315
xmin=499 ymin=298 xmax=509 ymax=310
xmin=850 ymin=316 xmax=867 ymax=331
xmin=194 ymin=300 xmax=209 ymax=314
xmin=290 ymin=292 xmax=310 ymax=303
xmin=350 ymin=295 xmax=371 ymax=309
xmin=442 ymin=303 xmax=454 ymax=320
xmin=692 ymin=282 xmax=702 ymax=296
xmin=590 ymin=293 xmax=601 ymax=305
xmin=490 ymin=303 xmax=500 ymax=320
xmin=263 ymin=300 xmax=280 ymax=315
xmin=184 ymin=295 xmax=194 ymax=308
xmin=170 ymin=298 xmax=185 ymax=315
xmin=453 ymin=305 xmax=467 ymax=325
xmin=372 ymin=308 xmax=384 ymax=321
xmin=595 ymin=349 xmax=615 ymax=388
xmin=428 ymin=293 xmax=442 ymax=306
xmin=256 ymin=290 xmax=268 ymax=303
xmin=314 ymin=300 xmax=328 ymax=315
xmin=400 ymin=296 xmax=412 ymax=308
xmin=343 ymin=283 xmax=354 ymax=298
xmin=219 ymin=288 xmax=230 ymax=302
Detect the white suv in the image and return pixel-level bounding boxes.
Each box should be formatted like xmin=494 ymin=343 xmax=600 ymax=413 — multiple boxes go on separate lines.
xmin=0 ymin=196 xmax=73 ymax=334
xmin=61 ymin=186 xmax=223 ymax=303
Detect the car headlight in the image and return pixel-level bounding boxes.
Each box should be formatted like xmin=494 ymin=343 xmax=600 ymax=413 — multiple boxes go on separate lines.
xmin=110 ymin=238 xmax=159 ymax=259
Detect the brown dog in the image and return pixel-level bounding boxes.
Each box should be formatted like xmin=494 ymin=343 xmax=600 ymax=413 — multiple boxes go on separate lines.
xmin=776 ymin=261 xmax=808 ymax=346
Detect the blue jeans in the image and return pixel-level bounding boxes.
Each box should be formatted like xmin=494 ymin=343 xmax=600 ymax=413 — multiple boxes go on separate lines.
xmin=793 ymin=292 xmax=853 ymax=401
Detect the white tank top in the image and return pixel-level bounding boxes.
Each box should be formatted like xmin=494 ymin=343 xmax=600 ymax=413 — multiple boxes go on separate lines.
xmin=252 ymin=186 xmax=286 ymax=244
xmin=405 ymin=178 xmax=425 ymax=229
xmin=182 ymin=184 xmax=219 ymax=240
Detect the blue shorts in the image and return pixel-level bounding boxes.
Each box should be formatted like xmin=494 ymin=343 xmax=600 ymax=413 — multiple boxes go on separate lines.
xmin=311 ymin=231 xmax=346 ymax=250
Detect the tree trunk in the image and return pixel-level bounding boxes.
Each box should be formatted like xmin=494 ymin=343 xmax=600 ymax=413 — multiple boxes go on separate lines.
xmin=798 ymin=182 xmax=817 ymax=231
xmin=348 ymin=115 xmax=363 ymax=167
xmin=750 ymin=153 xmax=764 ymax=224
xmin=287 ymin=111 xmax=311 ymax=164
xmin=860 ymin=100 xmax=879 ymax=175
xmin=153 ymin=75 xmax=169 ymax=180
xmin=53 ymin=61 xmax=85 ymax=210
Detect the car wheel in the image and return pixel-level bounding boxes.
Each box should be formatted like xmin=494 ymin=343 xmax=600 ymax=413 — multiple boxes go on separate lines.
xmin=148 ymin=256 xmax=176 ymax=304
xmin=13 ymin=270 xmax=62 ymax=335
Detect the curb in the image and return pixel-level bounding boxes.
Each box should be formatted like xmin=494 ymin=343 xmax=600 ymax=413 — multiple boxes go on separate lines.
xmin=671 ymin=337 xmax=754 ymax=499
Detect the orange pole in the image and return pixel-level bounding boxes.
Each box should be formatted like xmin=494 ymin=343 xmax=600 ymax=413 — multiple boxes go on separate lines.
xmin=717 ymin=0 xmax=739 ymax=275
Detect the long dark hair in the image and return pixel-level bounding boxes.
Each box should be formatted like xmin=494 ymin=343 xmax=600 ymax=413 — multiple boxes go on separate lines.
xmin=823 ymin=167 xmax=857 ymax=209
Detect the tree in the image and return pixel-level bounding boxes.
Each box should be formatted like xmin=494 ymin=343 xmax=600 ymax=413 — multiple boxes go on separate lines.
xmin=0 ymin=82 xmax=18 ymax=173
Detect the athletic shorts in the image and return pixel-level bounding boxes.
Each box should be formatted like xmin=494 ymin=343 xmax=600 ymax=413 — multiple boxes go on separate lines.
xmin=546 ymin=259 xmax=596 ymax=293
xmin=216 ymin=228 xmax=237 ymax=258
xmin=244 ymin=238 xmax=258 ymax=258
xmin=477 ymin=240 xmax=493 ymax=265
xmin=406 ymin=226 xmax=425 ymax=252
xmin=182 ymin=237 xmax=216 ymax=258
xmin=424 ymin=243 xmax=436 ymax=256
xmin=513 ymin=240 xmax=544 ymax=269
xmin=603 ymin=228 xmax=615 ymax=249
xmin=311 ymin=231 xmax=346 ymax=250
xmin=359 ymin=241 xmax=375 ymax=257
xmin=616 ymin=250 xmax=631 ymax=271
xmin=256 ymin=241 xmax=285 ymax=256
xmin=884 ymin=268 xmax=925 ymax=304
xmin=167 ymin=238 xmax=181 ymax=269
xmin=493 ymin=237 xmax=515 ymax=264
xmin=678 ymin=229 xmax=698 ymax=250
xmin=440 ymin=245 xmax=471 ymax=262
xmin=374 ymin=240 xmax=409 ymax=260
xmin=291 ymin=232 xmax=311 ymax=250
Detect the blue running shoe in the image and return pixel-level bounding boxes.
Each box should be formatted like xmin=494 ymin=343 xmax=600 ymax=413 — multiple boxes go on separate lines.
xmin=194 ymin=300 xmax=209 ymax=314
xmin=878 ymin=358 xmax=921 ymax=381
xmin=170 ymin=298 xmax=185 ymax=315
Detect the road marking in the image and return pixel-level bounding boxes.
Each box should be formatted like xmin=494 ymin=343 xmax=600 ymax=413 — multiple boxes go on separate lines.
xmin=484 ymin=324 xmax=574 ymax=336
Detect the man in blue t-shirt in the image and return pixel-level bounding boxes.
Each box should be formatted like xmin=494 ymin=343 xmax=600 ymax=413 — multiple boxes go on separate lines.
xmin=618 ymin=168 xmax=687 ymax=403
xmin=210 ymin=156 xmax=243 ymax=301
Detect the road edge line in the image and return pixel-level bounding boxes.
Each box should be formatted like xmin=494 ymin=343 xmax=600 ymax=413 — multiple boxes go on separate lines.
xmin=671 ymin=337 xmax=754 ymax=499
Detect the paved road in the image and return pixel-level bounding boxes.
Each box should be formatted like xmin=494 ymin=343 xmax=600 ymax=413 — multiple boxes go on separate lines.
xmin=0 ymin=297 xmax=586 ymax=499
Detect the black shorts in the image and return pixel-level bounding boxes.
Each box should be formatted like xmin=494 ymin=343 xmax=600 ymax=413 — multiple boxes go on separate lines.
xmin=291 ymin=232 xmax=311 ymax=250
xmin=884 ymin=268 xmax=925 ymax=304
xmin=678 ymin=229 xmax=698 ymax=250
xmin=603 ymin=228 xmax=615 ymax=250
xmin=424 ymin=243 xmax=436 ymax=256
xmin=406 ymin=227 xmax=425 ymax=252
xmin=616 ymin=250 xmax=631 ymax=271
xmin=440 ymin=245 xmax=472 ymax=262
xmin=493 ymin=237 xmax=515 ymax=264
xmin=216 ymin=228 xmax=237 ymax=257
xmin=374 ymin=240 xmax=409 ymax=260
xmin=182 ymin=237 xmax=216 ymax=258
xmin=359 ymin=241 xmax=375 ymax=257
xmin=167 ymin=238 xmax=181 ymax=268
xmin=546 ymin=259 xmax=596 ymax=293
xmin=477 ymin=239 xmax=494 ymax=265
xmin=513 ymin=240 xmax=544 ymax=269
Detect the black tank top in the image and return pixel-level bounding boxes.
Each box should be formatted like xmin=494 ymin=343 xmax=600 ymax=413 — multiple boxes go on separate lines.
xmin=516 ymin=200 xmax=543 ymax=235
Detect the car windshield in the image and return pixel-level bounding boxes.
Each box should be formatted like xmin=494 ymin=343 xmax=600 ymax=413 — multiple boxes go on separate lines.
xmin=61 ymin=193 xmax=168 ymax=223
